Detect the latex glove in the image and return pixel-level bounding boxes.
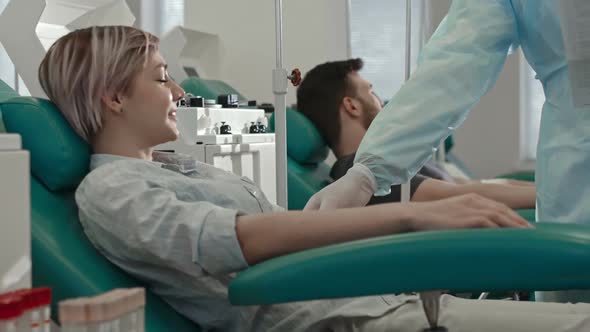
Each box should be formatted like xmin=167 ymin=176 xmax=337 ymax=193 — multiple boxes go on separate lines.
xmin=304 ymin=163 xmax=377 ymax=210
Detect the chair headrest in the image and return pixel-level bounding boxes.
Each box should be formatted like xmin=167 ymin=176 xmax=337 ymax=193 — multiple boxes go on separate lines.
xmin=1 ymin=97 xmax=90 ymax=191
xmin=0 ymin=80 xmax=19 ymax=133
xmin=445 ymin=135 xmax=454 ymax=153
xmin=271 ymin=109 xmax=329 ymax=164
xmin=0 ymin=80 xmax=18 ymax=103
xmin=180 ymin=77 xmax=246 ymax=101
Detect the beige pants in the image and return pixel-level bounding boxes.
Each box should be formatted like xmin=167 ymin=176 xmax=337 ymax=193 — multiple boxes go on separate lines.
xmin=330 ymin=295 xmax=590 ymax=332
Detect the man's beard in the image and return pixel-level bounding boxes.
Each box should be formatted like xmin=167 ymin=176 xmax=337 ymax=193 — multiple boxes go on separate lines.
xmin=360 ymin=101 xmax=380 ymax=130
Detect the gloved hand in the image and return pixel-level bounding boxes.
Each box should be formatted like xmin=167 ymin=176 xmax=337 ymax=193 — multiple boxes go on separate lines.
xmin=304 ymin=163 xmax=377 ymax=210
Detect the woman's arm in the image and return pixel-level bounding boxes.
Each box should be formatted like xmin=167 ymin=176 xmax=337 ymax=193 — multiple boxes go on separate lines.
xmin=236 ymin=194 xmax=531 ymax=265
xmin=412 ymin=179 xmax=536 ymax=210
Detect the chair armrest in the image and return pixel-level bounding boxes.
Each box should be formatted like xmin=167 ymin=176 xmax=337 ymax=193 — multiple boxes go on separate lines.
xmin=230 ymin=223 xmax=590 ymax=305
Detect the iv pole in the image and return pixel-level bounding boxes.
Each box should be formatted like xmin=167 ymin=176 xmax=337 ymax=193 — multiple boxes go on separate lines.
xmin=273 ymin=0 xmax=289 ymax=209
xmin=400 ymin=0 xmax=412 ymax=203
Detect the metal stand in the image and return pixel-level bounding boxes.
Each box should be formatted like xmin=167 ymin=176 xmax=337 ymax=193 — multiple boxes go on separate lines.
xmin=419 ymin=291 xmax=447 ymax=331
xmin=273 ymin=0 xmax=288 ymax=209
xmin=400 ymin=0 xmax=412 ymax=203
xmin=424 ymin=327 xmax=449 ymax=332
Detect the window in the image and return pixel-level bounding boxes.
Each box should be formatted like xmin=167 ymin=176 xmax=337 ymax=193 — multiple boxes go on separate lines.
xmin=519 ymin=50 xmax=543 ymax=161
xmin=349 ymin=0 xmax=427 ymax=101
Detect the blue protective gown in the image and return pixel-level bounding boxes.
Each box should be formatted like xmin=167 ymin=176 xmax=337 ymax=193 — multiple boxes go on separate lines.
xmin=354 ymin=1 xmax=590 ymax=302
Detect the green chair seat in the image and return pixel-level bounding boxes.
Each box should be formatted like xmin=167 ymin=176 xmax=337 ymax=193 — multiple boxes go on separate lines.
xmin=230 ymin=223 xmax=590 ymax=305
xmin=517 ymin=209 xmax=536 ymax=222
xmin=497 ymin=171 xmax=536 ymax=183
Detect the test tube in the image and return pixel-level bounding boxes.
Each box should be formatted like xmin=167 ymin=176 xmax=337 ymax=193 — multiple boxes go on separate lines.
xmin=29 ymin=291 xmax=40 ymax=332
xmin=89 ymin=289 xmax=123 ymax=332
xmin=27 ymin=288 xmax=51 ymax=332
xmin=85 ymin=297 xmax=110 ymax=332
xmin=0 ymin=295 xmax=22 ymax=332
xmin=59 ymin=298 xmax=88 ymax=332
xmin=36 ymin=288 xmax=51 ymax=332
xmin=58 ymin=288 xmax=146 ymax=332
xmin=128 ymin=289 xmax=145 ymax=332
xmin=116 ymin=291 xmax=132 ymax=332
xmin=13 ymin=289 xmax=33 ymax=332
xmin=104 ymin=288 xmax=145 ymax=332
xmin=105 ymin=289 xmax=132 ymax=332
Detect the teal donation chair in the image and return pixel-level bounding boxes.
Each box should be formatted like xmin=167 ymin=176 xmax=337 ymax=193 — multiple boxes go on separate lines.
xmin=498 ymin=171 xmax=535 ymax=183
xmin=0 ymin=96 xmax=199 ymax=331
xmin=0 ymin=80 xmax=19 ymax=132
xmin=2 ymin=91 xmax=590 ymax=330
xmin=180 ymin=76 xmax=246 ymax=101
xmin=269 ymin=109 xmax=332 ymax=210
xmin=230 ymin=224 xmax=590 ymax=328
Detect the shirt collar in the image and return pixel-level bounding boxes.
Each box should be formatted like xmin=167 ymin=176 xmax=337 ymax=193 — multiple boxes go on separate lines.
xmin=90 ymin=154 xmax=161 ymax=171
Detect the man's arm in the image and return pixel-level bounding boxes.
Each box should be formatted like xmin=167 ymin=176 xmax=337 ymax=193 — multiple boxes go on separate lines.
xmin=454 ymin=177 xmax=535 ymax=187
xmin=480 ymin=178 xmax=535 ymax=187
xmin=412 ymin=178 xmax=535 ymax=210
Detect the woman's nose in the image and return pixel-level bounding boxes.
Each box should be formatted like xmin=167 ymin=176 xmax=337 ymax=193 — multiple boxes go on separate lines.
xmin=169 ymin=80 xmax=185 ymax=101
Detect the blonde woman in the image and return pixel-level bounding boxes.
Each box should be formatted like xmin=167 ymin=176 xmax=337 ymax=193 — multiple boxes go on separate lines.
xmin=38 ymin=26 xmax=590 ymax=332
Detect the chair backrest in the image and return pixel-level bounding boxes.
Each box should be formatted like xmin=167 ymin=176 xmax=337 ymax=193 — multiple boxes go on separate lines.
xmin=180 ymin=77 xmax=246 ymax=101
xmin=0 ymin=80 xmax=19 ymax=132
xmin=0 ymin=96 xmax=199 ymax=331
xmin=270 ymin=109 xmax=332 ymax=210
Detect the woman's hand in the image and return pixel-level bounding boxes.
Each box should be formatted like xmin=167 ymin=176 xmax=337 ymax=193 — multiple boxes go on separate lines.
xmin=407 ymin=193 xmax=533 ymax=231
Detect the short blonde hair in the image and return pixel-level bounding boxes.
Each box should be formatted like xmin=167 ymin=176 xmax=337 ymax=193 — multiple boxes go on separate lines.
xmin=38 ymin=26 xmax=159 ymax=142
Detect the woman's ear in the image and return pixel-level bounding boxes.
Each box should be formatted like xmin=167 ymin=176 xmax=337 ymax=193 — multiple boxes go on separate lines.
xmin=101 ymin=94 xmax=124 ymax=114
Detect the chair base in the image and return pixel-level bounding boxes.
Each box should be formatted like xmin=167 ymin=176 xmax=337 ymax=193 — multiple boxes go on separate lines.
xmin=423 ymin=327 xmax=448 ymax=332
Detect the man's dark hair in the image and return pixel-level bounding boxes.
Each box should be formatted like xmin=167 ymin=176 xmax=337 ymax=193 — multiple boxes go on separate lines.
xmin=297 ymin=58 xmax=363 ymax=149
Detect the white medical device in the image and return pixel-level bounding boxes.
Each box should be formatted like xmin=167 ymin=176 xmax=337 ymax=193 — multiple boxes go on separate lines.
xmin=0 ymin=134 xmax=31 ymax=292
xmin=156 ymin=104 xmax=277 ymax=204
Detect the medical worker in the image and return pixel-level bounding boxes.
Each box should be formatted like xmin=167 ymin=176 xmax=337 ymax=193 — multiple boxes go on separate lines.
xmin=305 ymin=1 xmax=590 ymax=303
